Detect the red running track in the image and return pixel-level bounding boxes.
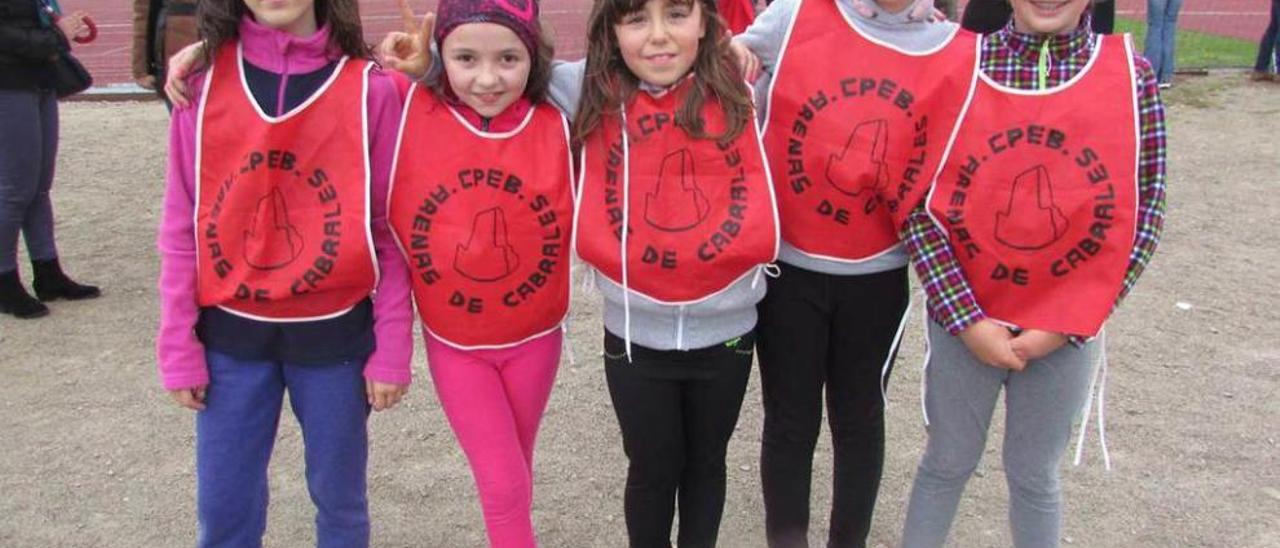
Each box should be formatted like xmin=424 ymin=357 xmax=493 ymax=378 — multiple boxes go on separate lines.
xmin=952 ymin=0 xmax=1269 ymax=41
xmin=67 ymin=0 xmax=593 ymax=88
xmin=1114 ymin=0 xmax=1269 ymax=42
xmin=69 ymin=0 xmax=1271 ymax=88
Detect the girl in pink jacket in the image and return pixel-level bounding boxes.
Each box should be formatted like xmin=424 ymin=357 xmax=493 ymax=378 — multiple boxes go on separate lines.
xmin=155 ymin=0 xmax=413 ymax=545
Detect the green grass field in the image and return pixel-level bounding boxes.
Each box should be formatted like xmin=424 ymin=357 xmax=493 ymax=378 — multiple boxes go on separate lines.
xmin=1115 ymin=17 xmax=1260 ymax=69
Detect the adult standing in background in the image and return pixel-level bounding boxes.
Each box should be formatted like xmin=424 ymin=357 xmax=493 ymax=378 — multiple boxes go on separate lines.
xmin=130 ymin=0 xmax=197 ymax=100
xmin=1253 ymin=0 xmax=1280 ymax=81
xmin=0 ymin=0 xmax=100 ymax=319
xmin=1092 ymin=0 xmax=1114 ymax=34
xmin=961 ymin=0 xmax=1115 ymax=34
xmin=1145 ymin=0 xmax=1183 ymax=88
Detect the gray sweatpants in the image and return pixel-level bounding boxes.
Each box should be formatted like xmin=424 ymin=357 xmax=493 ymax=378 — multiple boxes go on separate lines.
xmin=0 ymin=88 xmax=60 ymax=274
xmin=901 ymin=321 xmax=1099 ymax=548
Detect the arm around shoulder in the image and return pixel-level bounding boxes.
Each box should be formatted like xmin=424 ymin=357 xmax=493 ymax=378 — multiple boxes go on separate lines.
xmin=363 ymin=68 xmax=415 ymax=387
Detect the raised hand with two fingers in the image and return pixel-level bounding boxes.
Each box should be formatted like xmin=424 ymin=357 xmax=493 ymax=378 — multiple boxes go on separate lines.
xmin=377 ymin=0 xmax=437 ymax=80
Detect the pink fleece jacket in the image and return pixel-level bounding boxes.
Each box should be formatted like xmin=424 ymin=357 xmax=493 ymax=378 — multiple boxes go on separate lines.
xmin=155 ymin=18 xmax=414 ymax=390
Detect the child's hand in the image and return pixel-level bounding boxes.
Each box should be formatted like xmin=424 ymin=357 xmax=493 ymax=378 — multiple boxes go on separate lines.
xmin=377 ymin=0 xmax=436 ymax=80
xmin=1009 ymin=329 xmax=1069 ymax=362
xmin=367 ymin=381 xmax=409 ymax=411
xmin=958 ymin=319 xmax=1026 ymax=371
xmin=164 ymin=41 xmax=207 ymax=109
xmin=169 ymin=385 xmax=208 ymax=411
xmin=729 ymin=40 xmax=761 ymax=84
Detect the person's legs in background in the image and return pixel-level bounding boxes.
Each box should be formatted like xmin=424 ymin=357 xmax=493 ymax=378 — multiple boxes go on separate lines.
xmin=0 ymin=89 xmax=49 ymax=318
xmin=1145 ymin=0 xmax=1185 ymax=87
xmin=26 ymin=90 xmax=99 ymax=303
xmin=1253 ymin=0 xmax=1280 ymax=80
xmin=1144 ymin=0 xmax=1168 ymax=84
xmin=1159 ymin=0 xmax=1185 ymax=85
xmin=21 ymin=90 xmax=59 ymax=268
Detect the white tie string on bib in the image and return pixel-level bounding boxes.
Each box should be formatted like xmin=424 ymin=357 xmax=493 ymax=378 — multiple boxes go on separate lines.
xmin=1073 ymin=328 xmax=1112 ymax=470
xmin=619 ymin=106 xmax=635 ymax=363
xmin=917 ymin=291 xmax=933 ymax=426
xmin=752 ymin=263 xmax=781 ymax=290
xmin=560 ymin=263 xmax=581 ymax=369
xmin=879 ymin=288 xmax=915 ymax=410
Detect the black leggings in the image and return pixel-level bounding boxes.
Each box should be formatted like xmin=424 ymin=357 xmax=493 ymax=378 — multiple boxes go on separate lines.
xmin=604 ymin=330 xmax=755 ymax=548
xmin=755 ymin=265 xmax=910 ymax=548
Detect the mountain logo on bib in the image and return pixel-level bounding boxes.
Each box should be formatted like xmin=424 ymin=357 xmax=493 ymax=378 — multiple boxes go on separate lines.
xmin=645 ymin=148 xmax=711 ymax=232
xmin=455 ymin=207 xmax=521 ymax=282
xmin=243 ymin=187 xmax=304 ymax=270
xmin=825 ymin=119 xmax=890 ymax=197
xmin=995 ymin=165 xmax=1070 ymax=251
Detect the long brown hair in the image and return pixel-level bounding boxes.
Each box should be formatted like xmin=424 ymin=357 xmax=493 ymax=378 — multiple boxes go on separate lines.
xmin=431 ymin=21 xmax=557 ymax=105
xmin=571 ymin=0 xmax=753 ymax=146
xmin=197 ymin=0 xmax=370 ymax=68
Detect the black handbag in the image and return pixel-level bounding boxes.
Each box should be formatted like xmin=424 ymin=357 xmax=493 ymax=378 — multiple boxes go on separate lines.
xmin=37 ymin=0 xmax=92 ymax=98
xmin=50 ymin=49 xmax=92 ymax=98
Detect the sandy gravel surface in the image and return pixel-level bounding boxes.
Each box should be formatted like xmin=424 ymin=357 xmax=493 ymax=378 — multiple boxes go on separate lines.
xmin=0 ymin=72 xmax=1276 ymax=547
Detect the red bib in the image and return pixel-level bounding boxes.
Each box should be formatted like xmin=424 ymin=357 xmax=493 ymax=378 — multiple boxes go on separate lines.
xmin=195 ymin=44 xmax=376 ymax=321
xmin=389 ymin=87 xmax=574 ymax=348
xmin=927 ymin=35 xmax=1140 ymax=336
xmin=761 ymin=0 xmax=978 ymax=262
xmin=575 ymin=82 xmax=779 ymax=303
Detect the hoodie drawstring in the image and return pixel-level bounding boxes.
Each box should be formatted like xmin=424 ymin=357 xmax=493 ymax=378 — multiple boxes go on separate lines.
xmin=619 ymin=106 xmax=635 ymax=363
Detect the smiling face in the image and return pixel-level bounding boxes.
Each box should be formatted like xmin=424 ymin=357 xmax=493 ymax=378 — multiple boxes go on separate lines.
xmin=441 ymin=22 xmax=532 ymax=118
xmin=1009 ymin=0 xmax=1092 ymax=35
xmin=613 ymin=0 xmax=707 ymax=88
xmin=242 ymin=0 xmax=317 ymax=37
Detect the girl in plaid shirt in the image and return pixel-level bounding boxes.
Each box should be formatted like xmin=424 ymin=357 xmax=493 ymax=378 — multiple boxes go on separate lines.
xmin=898 ymin=0 xmax=1166 ymax=546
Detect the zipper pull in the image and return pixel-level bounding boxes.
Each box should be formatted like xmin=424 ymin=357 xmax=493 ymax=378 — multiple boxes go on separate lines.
xmin=1037 ymin=38 xmax=1051 ymax=90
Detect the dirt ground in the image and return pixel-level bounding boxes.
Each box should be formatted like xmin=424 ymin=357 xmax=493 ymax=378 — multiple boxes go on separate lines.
xmin=0 ymin=72 xmax=1277 ymax=547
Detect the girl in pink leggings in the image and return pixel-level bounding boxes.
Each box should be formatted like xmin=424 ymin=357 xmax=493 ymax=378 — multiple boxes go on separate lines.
xmin=380 ymin=0 xmax=573 ymax=545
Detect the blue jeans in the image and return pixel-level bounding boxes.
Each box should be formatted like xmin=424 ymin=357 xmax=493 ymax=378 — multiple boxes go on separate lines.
xmin=1144 ymin=0 xmax=1185 ymax=84
xmin=1256 ymin=0 xmax=1280 ymax=72
xmin=0 ymin=89 xmax=59 ymax=273
xmin=196 ymin=351 xmax=371 ymax=548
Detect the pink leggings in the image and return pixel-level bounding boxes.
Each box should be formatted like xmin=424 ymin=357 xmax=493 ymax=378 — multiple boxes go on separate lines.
xmin=426 ymin=329 xmax=563 ymax=548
